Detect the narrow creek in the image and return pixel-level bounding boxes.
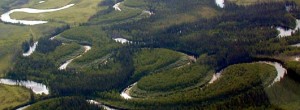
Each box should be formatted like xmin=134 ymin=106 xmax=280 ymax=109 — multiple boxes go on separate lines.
xmin=113 ymin=2 xmax=122 ymax=11
xmin=121 ymin=61 xmax=288 ymax=100
xmin=120 ymin=82 xmax=137 ymax=100
xmin=23 ymin=41 xmax=38 ymax=57
xmin=58 ymin=45 xmax=91 ymax=70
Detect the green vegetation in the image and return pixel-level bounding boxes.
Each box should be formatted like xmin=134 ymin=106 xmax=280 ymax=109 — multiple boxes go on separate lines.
xmin=137 ymin=64 xmax=211 ymax=92
xmin=228 ymin=0 xmax=300 ymax=5
xmin=131 ymin=48 xmax=188 ymax=81
xmin=5 ymin=25 xmax=134 ymax=96
xmin=88 ymin=0 xmax=151 ymax=25
xmin=1 ymin=0 xmax=300 ymax=109
xmin=263 ymin=61 xmax=300 ymax=110
xmin=130 ymin=64 xmax=213 ymax=98
xmin=0 ymin=84 xmax=31 ymax=110
xmin=10 ymin=0 xmax=105 ymax=25
xmin=0 ymin=0 xmax=28 ymax=13
xmin=26 ymin=97 xmax=99 ymax=110
xmin=96 ymin=63 xmax=278 ymax=109
xmin=47 ymin=43 xmax=83 ymax=65
xmin=0 ymin=0 xmax=103 ymax=76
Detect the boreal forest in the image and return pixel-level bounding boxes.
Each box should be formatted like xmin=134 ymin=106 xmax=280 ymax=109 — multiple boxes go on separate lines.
xmin=0 ymin=0 xmax=300 ymax=109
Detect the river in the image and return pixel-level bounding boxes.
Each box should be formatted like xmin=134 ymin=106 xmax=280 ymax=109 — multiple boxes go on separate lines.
xmin=277 ymin=19 xmax=300 ymax=37
xmin=59 ymin=45 xmax=91 ymax=70
xmin=113 ymin=2 xmax=122 ymax=11
xmin=207 ymin=61 xmax=287 ymax=87
xmin=214 ymin=0 xmax=300 ymax=38
xmin=39 ymin=1 xmax=45 ymax=4
xmin=0 ymin=78 xmax=49 ymax=95
xmin=87 ymin=100 xmax=117 ymax=110
xmin=0 ymin=4 xmax=74 ymax=25
xmin=120 ymin=82 xmax=137 ymax=100
xmin=215 ymin=0 xmax=225 ymax=8
xmin=16 ymin=100 xmax=116 ymax=110
xmin=23 ymin=41 xmax=38 ymax=57
xmin=113 ymin=38 xmax=131 ymax=44
xmin=16 ymin=105 xmax=30 ymax=110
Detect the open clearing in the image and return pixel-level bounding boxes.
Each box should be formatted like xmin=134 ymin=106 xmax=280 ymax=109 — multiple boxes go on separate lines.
xmin=0 ymin=84 xmax=31 ymax=110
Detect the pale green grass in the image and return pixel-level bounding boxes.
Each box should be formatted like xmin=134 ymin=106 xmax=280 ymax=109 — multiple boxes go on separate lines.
xmin=0 ymin=84 xmax=31 ymax=110
xmin=0 ymin=0 xmax=103 ymax=76
xmin=10 ymin=0 xmax=105 ymax=25
xmin=0 ymin=55 xmax=12 ymax=77
xmin=0 ymin=22 xmax=66 ymax=76
xmin=0 ymin=23 xmax=32 ymax=76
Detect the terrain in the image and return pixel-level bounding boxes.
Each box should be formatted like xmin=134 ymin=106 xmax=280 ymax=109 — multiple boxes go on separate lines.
xmin=0 ymin=84 xmax=31 ymax=110
xmin=0 ymin=0 xmax=299 ymax=110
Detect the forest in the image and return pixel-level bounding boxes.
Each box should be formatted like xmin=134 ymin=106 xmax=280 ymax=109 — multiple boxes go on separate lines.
xmin=0 ymin=0 xmax=300 ymax=109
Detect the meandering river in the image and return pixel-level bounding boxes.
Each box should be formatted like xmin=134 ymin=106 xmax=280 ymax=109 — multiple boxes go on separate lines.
xmin=4 ymin=0 xmax=295 ymax=109
xmin=277 ymin=19 xmax=300 ymax=37
xmin=214 ymin=0 xmax=300 ymax=38
xmin=208 ymin=61 xmax=287 ymax=87
xmin=120 ymin=61 xmax=288 ymax=99
xmin=0 ymin=4 xmax=74 ymax=25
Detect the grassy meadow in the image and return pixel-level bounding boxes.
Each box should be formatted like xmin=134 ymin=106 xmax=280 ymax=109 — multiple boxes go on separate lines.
xmin=0 ymin=0 xmax=104 ymax=76
xmin=0 ymin=84 xmax=31 ymax=110
xmin=0 ymin=1 xmax=105 ymax=108
xmin=10 ymin=0 xmax=105 ymax=25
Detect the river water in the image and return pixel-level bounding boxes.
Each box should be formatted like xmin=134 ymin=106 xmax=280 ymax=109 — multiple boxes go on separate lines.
xmin=113 ymin=2 xmax=122 ymax=11
xmin=0 ymin=4 xmax=74 ymax=25
xmin=208 ymin=61 xmax=287 ymax=87
xmin=23 ymin=41 xmax=38 ymax=57
xmin=120 ymin=82 xmax=137 ymax=100
xmin=277 ymin=19 xmax=300 ymax=37
xmin=113 ymin=38 xmax=131 ymax=44
xmin=0 ymin=78 xmax=49 ymax=95
xmin=59 ymin=46 xmax=91 ymax=70
xmin=215 ymin=0 xmax=225 ymax=8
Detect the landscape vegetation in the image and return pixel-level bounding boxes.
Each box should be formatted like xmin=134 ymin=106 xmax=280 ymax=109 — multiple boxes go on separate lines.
xmin=0 ymin=0 xmax=300 ymax=109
